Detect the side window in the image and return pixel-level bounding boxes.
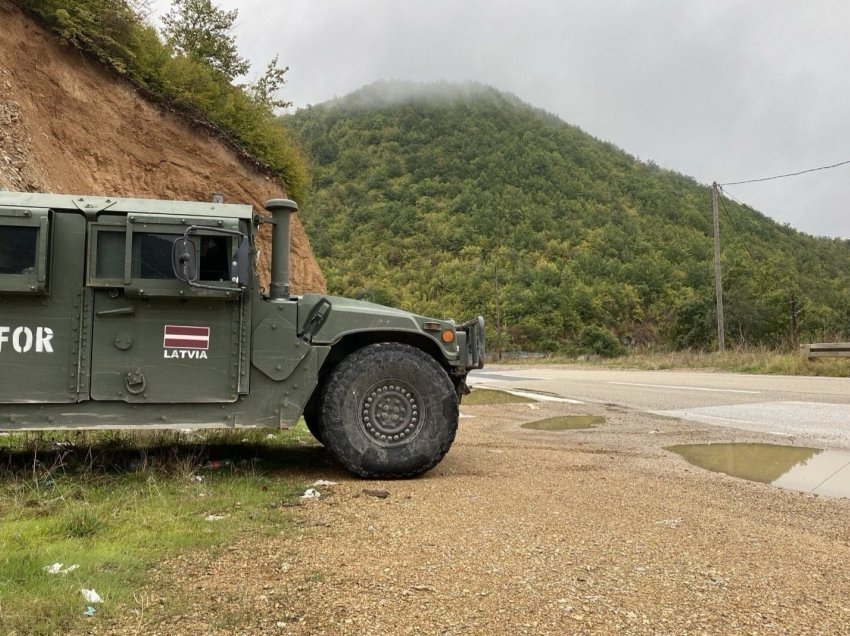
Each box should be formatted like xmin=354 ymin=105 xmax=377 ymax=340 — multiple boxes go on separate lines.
xmin=199 ymin=236 xmax=230 ymax=281
xmin=130 ymin=233 xmax=231 ymax=281
xmin=0 ymin=227 xmax=38 ymax=274
xmin=0 ymin=208 xmax=49 ymax=294
xmin=94 ymin=227 xmax=124 ymax=281
xmin=132 ymin=232 xmax=179 ymax=280
xmin=88 ymin=217 xmax=238 ymax=296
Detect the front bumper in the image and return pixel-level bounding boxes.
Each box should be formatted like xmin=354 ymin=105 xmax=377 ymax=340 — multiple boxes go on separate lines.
xmin=458 ymin=315 xmax=485 ymax=370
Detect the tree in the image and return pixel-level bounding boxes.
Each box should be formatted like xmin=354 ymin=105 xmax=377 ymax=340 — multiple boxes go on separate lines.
xmin=248 ymin=55 xmax=292 ymax=113
xmin=161 ymin=0 xmax=249 ymax=80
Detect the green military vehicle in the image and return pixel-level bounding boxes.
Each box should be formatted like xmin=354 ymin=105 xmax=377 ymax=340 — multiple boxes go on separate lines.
xmin=0 ymin=192 xmax=484 ymax=477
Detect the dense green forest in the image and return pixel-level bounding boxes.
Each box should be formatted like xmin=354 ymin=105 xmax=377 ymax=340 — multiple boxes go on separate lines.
xmin=286 ymin=81 xmax=850 ymax=354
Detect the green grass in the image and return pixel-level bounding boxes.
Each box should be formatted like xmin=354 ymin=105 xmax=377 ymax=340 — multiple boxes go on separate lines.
xmin=501 ymin=348 xmax=850 ymax=377
xmin=0 ymin=425 xmax=330 ymax=635
xmin=462 ymin=388 xmax=536 ymax=405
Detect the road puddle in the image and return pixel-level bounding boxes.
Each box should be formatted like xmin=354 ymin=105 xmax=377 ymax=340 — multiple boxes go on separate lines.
xmin=667 ymin=443 xmax=850 ymax=499
xmin=521 ymin=415 xmax=605 ymax=431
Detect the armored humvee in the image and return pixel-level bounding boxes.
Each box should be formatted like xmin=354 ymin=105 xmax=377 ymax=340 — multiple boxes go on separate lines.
xmin=0 ymin=192 xmax=484 ymax=477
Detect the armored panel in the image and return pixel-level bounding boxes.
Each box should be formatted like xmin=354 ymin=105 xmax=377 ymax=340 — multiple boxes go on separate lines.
xmin=90 ymin=292 xmax=242 ymax=403
xmin=88 ymin=214 xmax=246 ymax=404
xmin=252 ymin=303 xmax=309 ymax=381
xmin=0 ymin=212 xmax=87 ymax=403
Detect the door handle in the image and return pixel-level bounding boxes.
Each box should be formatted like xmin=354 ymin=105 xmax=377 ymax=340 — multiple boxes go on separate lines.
xmin=96 ymin=307 xmax=136 ymax=317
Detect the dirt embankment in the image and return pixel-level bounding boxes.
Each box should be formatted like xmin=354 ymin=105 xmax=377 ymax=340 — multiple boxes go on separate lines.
xmin=0 ymin=0 xmax=325 ymax=294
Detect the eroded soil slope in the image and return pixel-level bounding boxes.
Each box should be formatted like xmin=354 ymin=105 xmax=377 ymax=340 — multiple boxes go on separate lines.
xmin=0 ymin=0 xmax=325 ymax=293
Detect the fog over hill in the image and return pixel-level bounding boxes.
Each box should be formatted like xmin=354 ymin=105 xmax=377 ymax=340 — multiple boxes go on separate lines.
xmin=147 ymin=0 xmax=850 ymax=239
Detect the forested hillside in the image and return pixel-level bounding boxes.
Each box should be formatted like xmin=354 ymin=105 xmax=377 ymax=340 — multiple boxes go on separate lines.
xmin=287 ymin=81 xmax=850 ymax=353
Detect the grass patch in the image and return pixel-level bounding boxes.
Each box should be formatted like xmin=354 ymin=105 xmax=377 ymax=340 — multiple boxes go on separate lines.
xmin=462 ymin=388 xmax=536 ymax=405
xmin=521 ymin=416 xmax=605 ymax=431
xmin=503 ymin=348 xmax=850 ymax=377
xmin=0 ymin=424 xmax=332 ymax=635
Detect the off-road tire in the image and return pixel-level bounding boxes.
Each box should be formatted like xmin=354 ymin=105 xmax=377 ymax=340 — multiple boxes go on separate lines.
xmin=303 ymin=414 xmax=324 ymax=445
xmin=301 ymin=396 xmax=324 ymax=445
xmin=319 ymin=343 xmax=459 ymax=478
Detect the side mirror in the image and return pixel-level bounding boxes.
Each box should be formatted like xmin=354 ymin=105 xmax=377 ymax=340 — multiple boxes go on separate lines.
xmin=172 ymin=237 xmax=198 ymax=282
xmin=229 ymin=236 xmax=250 ymax=286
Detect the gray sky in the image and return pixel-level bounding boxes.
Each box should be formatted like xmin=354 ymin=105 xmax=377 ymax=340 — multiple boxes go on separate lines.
xmin=149 ymin=0 xmax=850 ymax=239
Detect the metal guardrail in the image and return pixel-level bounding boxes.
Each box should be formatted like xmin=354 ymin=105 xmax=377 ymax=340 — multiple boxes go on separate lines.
xmin=800 ymin=343 xmax=850 ymax=358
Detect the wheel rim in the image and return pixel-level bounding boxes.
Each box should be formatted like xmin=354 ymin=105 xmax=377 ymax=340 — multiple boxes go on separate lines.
xmin=359 ymin=379 xmax=424 ymax=447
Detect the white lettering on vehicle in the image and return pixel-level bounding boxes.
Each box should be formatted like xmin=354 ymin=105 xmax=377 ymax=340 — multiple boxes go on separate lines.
xmin=163 ymin=350 xmax=209 ymax=360
xmin=0 ymin=326 xmax=54 ymax=353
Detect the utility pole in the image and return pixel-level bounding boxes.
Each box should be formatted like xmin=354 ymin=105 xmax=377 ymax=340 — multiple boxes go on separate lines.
xmin=789 ymin=296 xmax=799 ymax=349
xmin=493 ymin=259 xmax=503 ymax=361
xmin=712 ymin=182 xmax=725 ymax=353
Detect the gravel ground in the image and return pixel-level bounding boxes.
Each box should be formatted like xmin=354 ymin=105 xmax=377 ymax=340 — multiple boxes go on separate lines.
xmin=82 ymin=402 xmax=850 ymax=635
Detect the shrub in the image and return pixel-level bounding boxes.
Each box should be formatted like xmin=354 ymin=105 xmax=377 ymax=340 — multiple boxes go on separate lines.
xmin=577 ymin=325 xmax=623 ymax=357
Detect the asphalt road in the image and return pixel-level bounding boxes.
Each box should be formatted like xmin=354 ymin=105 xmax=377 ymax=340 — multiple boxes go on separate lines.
xmin=469 ymin=366 xmax=850 ymax=448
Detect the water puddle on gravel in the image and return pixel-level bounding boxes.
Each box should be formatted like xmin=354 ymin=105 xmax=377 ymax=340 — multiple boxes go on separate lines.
xmin=667 ymin=443 xmax=850 ymax=499
xmin=521 ymin=415 xmax=605 ymax=431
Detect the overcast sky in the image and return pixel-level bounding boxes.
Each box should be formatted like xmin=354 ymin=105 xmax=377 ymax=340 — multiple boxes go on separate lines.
xmin=149 ymin=0 xmax=850 ymax=239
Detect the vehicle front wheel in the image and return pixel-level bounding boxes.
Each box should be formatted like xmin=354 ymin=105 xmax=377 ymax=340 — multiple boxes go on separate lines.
xmin=301 ymin=396 xmax=325 ymax=445
xmin=319 ymin=343 xmax=458 ymax=478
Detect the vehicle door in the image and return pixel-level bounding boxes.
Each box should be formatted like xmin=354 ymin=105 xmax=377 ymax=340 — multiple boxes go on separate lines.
xmin=0 ymin=207 xmax=87 ymax=403
xmin=87 ymin=213 xmax=247 ymax=403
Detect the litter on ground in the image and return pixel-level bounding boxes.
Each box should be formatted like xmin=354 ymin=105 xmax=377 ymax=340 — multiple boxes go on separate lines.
xmin=80 ymin=589 xmax=102 ymax=604
xmin=44 ymin=563 xmax=79 ymax=575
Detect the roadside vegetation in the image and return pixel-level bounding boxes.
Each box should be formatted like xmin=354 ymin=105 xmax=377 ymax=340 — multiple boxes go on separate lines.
xmin=0 ymin=426 xmax=320 ymax=635
xmin=502 ymin=347 xmax=850 ymax=377
xmin=13 ymin=0 xmax=308 ymax=201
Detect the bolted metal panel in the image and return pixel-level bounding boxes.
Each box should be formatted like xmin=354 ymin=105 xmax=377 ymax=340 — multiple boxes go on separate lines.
xmin=0 ymin=212 xmax=86 ymax=403
xmin=251 ymin=303 xmax=310 ymax=381
xmin=90 ymin=293 xmax=242 ymax=403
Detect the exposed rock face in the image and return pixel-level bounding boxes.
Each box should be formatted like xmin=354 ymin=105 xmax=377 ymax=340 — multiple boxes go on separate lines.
xmin=0 ymin=0 xmax=325 ymax=294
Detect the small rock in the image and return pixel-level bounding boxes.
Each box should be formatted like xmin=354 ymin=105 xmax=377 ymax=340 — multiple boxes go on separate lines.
xmin=363 ymin=489 xmax=390 ymax=499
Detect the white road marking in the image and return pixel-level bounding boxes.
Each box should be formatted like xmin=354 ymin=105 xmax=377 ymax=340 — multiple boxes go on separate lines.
xmin=608 ymin=382 xmax=761 ymax=394
xmin=467 ymin=383 xmax=584 ymax=404
xmin=500 ymin=388 xmax=584 ymax=404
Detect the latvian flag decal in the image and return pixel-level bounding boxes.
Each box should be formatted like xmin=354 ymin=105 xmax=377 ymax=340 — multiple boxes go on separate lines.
xmin=163 ymin=325 xmax=210 ymax=350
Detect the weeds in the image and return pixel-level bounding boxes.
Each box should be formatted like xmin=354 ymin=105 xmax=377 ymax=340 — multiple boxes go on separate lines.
xmin=510 ymin=347 xmax=850 ymax=377
xmin=61 ymin=506 xmax=106 ymax=539
xmin=462 ymin=389 xmax=536 ymax=405
xmin=0 ymin=425 xmax=333 ymax=635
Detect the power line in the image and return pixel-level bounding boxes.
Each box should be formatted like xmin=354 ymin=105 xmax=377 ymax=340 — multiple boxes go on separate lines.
xmin=719 ymin=185 xmax=850 ymax=282
xmin=720 ymin=158 xmax=850 ymax=186
xmin=717 ymin=191 xmax=758 ymax=264
xmin=716 ymin=185 xmax=746 ymax=207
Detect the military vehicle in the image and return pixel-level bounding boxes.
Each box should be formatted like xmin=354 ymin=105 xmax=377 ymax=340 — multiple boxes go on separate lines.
xmin=0 ymin=192 xmax=484 ymax=477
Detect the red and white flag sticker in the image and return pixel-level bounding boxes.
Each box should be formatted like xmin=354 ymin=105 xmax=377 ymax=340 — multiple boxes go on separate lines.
xmin=163 ymin=325 xmax=210 ymax=350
